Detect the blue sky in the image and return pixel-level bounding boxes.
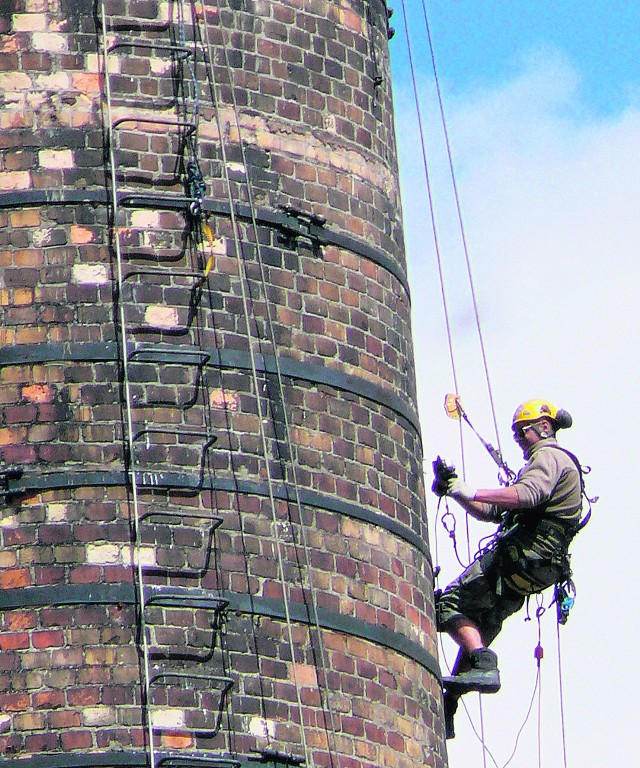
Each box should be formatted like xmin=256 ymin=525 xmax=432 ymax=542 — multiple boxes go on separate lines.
xmin=389 ymin=3 xmax=640 ymax=766
xmin=399 ymin=0 xmax=640 ymax=116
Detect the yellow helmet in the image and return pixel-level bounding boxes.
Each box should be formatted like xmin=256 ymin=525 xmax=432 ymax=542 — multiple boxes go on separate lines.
xmin=512 ymin=399 xmax=573 ymax=429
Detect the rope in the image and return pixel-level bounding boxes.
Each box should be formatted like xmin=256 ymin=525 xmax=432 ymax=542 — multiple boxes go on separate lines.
xmin=556 ymin=618 xmax=569 ymax=768
xmin=398 ymin=0 xmax=466 ymax=474
xmin=171 ymin=2 xmax=245 ymax=756
xmin=535 ymin=603 xmax=545 ymax=768
xmin=399 ymin=0 xmax=494 ymax=754
xmin=199 ymin=5 xmax=352 ymax=766
xmin=419 ymin=0 xmax=503 ymax=456
xmin=499 ymin=668 xmax=541 ymax=768
xmin=196 ymin=3 xmax=343 ymax=765
xmin=98 ymin=5 xmax=157 ymax=765
xmin=455 ymin=692 xmax=499 ymax=768
xmin=400 ymin=7 xmax=575 ymax=764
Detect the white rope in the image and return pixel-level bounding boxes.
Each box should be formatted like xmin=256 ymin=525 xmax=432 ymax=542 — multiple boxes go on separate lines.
xmin=196 ymin=2 xmax=320 ymax=763
xmin=98 ymin=2 xmax=156 ymax=764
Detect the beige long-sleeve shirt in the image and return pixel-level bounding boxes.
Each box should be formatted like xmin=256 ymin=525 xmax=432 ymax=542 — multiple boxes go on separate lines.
xmin=510 ymin=439 xmax=582 ymax=524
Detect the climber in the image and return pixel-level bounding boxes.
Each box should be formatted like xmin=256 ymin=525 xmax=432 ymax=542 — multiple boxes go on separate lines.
xmin=434 ymin=399 xmax=583 ymax=737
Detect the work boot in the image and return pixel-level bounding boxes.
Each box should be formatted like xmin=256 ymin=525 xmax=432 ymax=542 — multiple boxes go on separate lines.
xmin=443 ymin=648 xmax=501 ymax=694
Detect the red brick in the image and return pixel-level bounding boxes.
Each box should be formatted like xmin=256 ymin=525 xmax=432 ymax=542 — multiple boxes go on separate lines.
xmin=0 ymin=692 xmax=29 ymax=711
xmin=25 ymin=732 xmax=58 ymax=751
xmin=3 ymin=611 xmax=36 ymax=631
xmin=67 ymin=687 xmax=100 ymax=707
xmin=33 ymin=690 xmax=65 ymax=710
xmin=49 ymin=710 xmax=82 ymax=729
xmin=32 ymin=630 xmax=65 ymax=649
xmin=60 ymin=730 xmax=92 ymax=750
xmin=0 ymin=569 xmax=31 ymax=589
xmin=0 ymin=628 xmax=30 ymax=652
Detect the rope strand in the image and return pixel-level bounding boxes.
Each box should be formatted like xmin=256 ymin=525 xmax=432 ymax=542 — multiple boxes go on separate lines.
xmin=419 ymin=0 xmax=503 ymax=455
xmin=556 ymin=618 xmax=569 ymax=768
xmin=197 ymin=3 xmax=343 ymax=764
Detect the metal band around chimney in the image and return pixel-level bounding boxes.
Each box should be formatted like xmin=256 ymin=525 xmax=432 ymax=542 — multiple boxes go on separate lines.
xmin=0 ymin=341 xmax=421 ymax=438
xmin=0 ymin=190 xmax=410 ymax=296
xmin=0 ymin=584 xmax=441 ymax=682
xmin=2 ymin=470 xmax=431 ymax=563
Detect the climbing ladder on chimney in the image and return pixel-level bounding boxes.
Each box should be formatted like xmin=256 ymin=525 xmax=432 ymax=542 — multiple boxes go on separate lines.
xmin=98 ymin=2 xmax=236 ymax=766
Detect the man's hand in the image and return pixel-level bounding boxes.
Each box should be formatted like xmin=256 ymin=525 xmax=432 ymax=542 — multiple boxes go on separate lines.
xmin=446 ymin=478 xmax=477 ymax=502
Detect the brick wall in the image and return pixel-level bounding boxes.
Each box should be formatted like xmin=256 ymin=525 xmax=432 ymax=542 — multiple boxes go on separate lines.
xmin=0 ymin=1 xmax=446 ymax=766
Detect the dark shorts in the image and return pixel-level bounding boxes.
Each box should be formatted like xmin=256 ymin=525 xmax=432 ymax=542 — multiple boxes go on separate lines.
xmin=436 ymin=551 xmax=525 ymax=647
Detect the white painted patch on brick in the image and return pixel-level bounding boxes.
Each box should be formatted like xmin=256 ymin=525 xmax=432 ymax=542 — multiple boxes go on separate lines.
xmin=226 ymin=162 xmax=246 ymax=176
xmin=87 ymin=544 xmax=122 ymax=565
xmin=210 ymin=389 xmax=239 ymax=410
xmin=85 ymin=53 xmax=101 ymax=73
xmin=208 ymin=236 xmax=227 ymax=256
xmin=83 ymin=706 xmax=116 ymax=726
xmin=13 ymin=14 xmax=46 ymax=32
xmin=249 ymin=717 xmax=276 ymax=739
xmin=131 ymin=210 xmax=161 ymax=228
xmin=0 ymin=72 xmax=32 ymax=92
xmin=36 ymin=72 xmax=72 ymax=91
xmin=151 ymin=709 xmax=186 ymax=730
xmin=32 ymin=32 xmax=68 ymax=53
xmin=145 ymin=305 xmax=179 ymax=329
xmin=39 ymin=149 xmax=73 ymax=169
xmin=72 ymin=264 xmax=109 ymax=285
xmin=47 ymin=503 xmax=70 ymax=523
xmin=150 ymin=58 xmax=173 ymax=75
xmin=137 ymin=547 xmax=157 ymax=568
xmin=32 ymin=228 xmax=54 ymax=247
xmin=0 ymin=714 xmax=10 ymax=733
xmin=0 ymin=172 xmax=30 ymax=191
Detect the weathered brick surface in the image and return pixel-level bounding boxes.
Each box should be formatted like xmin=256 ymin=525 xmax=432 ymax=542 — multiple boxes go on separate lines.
xmin=0 ymin=1 xmax=446 ymax=766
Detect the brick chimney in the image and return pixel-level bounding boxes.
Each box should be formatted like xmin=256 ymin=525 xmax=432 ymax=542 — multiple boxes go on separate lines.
xmin=0 ymin=1 xmax=446 ymax=766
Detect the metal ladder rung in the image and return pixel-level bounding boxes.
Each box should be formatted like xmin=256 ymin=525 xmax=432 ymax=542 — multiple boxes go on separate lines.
xmin=127 ymin=345 xmax=210 ymax=409
xmin=132 ymin=427 xmax=217 ymax=447
xmin=122 ymin=265 xmax=206 ymax=283
xmin=158 ymin=755 xmax=241 ymax=768
xmin=108 ymin=40 xmax=195 ymax=58
xmin=118 ymin=192 xmax=201 ymax=212
xmin=144 ymin=585 xmax=228 ymax=612
xmin=132 ymin=430 xmax=217 ymax=491
xmin=112 ymin=116 xmax=197 ymax=135
xmin=116 ymin=248 xmax=189 ymax=263
xmin=248 ymin=751 xmax=305 ymax=766
xmin=140 ymin=510 xmax=221 ymax=577
xmin=128 ymin=343 xmax=211 ymax=366
xmin=140 ymin=509 xmax=223 ymax=526
xmin=149 ymin=673 xmax=234 ymax=738
xmin=105 ymin=19 xmax=172 ymax=33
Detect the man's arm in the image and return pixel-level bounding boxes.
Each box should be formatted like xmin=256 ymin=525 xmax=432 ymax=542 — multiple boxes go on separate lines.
xmin=447 ymin=480 xmax=526 ymax=521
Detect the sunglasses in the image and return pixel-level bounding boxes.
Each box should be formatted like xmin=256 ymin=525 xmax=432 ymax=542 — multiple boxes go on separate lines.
xmin=513 ymin=424 xmax=536 ymax=440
